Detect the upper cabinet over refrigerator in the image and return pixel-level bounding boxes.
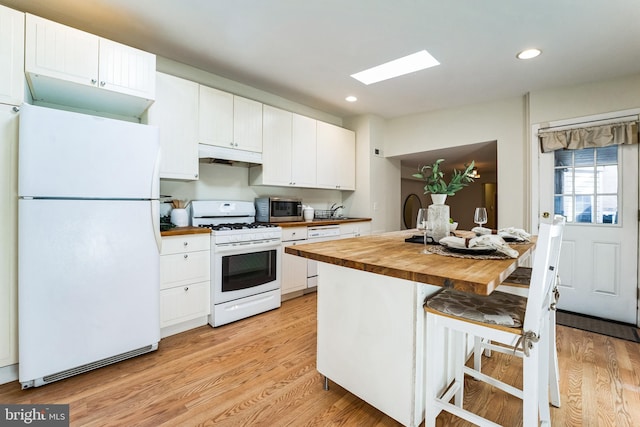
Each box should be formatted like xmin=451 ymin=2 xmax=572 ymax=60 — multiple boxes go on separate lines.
xmin=24 ymin=14 xmax=156 ymax=118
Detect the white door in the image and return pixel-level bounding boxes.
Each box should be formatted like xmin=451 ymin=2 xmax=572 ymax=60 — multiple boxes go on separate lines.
xmin=538 ymin=122 xmax=639 ymax=324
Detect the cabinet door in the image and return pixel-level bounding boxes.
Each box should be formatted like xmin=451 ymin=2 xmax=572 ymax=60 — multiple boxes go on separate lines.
xmin=0 ymin=6 xmax=24 ymax=106
xmin=25 ymin=14 xmax=99 ymax=87
xmin=233 ymin=95 xmax=262 ymax=152
xmin=0 ymin=105 xmax=19 ymax=367
xmin=160 ymin=250 xmax=210 ymax=289
xmin=261 ymin=105 xmax=293 ymax=186
xmin=147 ymin=72 xmax=199 ymax=180
xmin=316 ymin=121 xmax=356 ymax=190
xmin=291 ymin=113 xmax=317 ymax=188
xmin=281 ymin=242 xmax=308 ymax=294
xmin=98 ymin=38 xmax=156 ymax=100
xmin=160 ymin=281 xmax=210 ymax=327
xmin=198 ymin=85 xmax=233 ymax=147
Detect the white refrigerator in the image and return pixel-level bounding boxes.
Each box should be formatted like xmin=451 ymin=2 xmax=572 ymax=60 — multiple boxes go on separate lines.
xmin=18 ymin=104 xmax=161 ymax=388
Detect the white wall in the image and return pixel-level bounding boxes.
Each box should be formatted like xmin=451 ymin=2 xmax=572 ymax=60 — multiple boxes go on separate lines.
xmin=384 ymin=97 xmax=526 ymax=229
xmin=529 ymin=74 xmax=640 ymax=124
xmin=344 ymin=115 xmax=401 ymax=233
xmin=160 ymin=163 xmax=343 ymax=217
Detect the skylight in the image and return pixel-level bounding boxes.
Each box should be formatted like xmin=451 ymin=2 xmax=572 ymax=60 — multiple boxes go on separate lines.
xmin=351 ymin=50 xmax=440 ymax=85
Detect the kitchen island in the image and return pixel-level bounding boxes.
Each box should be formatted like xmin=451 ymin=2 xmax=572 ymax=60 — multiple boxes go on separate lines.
xmin=285 ymin=230 xmax=535 ymax=427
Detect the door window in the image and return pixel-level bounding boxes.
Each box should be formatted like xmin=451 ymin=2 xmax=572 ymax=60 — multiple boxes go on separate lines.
xmin=554 ymin=145 xmax=619 ymax=224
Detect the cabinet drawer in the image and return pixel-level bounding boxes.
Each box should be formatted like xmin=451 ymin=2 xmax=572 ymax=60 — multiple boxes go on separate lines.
xmin=161 ymin=234 xmax=210 ymax=255
xmin=282 ymin=227 xmax=307 ymax=242
xmin=160 ymin=280 xmax=209 ymax=327
xmin=160 ymin=250 xmax=210 ymax=289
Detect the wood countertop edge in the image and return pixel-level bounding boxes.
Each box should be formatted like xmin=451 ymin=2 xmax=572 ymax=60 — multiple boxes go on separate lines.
xmin=285 ymin=246 xmax=498 ymax=294
xmin=284 ymin=233 xmax=535 ymax=295
xmin=161 ymin=226 xmax=211 ymax=237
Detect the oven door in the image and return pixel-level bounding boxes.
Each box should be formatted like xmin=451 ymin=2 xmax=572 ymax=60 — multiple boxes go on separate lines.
xmin=213 ymin=239 xmax=281 ymax=304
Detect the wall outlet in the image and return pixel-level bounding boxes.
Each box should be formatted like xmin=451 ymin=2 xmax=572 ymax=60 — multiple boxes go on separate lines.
xmin=374 ymin=148 xmax=383 ymax=157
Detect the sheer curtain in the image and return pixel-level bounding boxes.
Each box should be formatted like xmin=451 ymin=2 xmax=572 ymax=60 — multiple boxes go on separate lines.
xmin=538 ymin=121 xmax=638 ymax=153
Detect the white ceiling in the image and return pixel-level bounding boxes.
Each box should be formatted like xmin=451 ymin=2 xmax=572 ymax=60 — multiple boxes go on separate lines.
xmin=4 ymin=0 xmax=640 ymax=120
xmin=3 ymin=0 xmax=640 ymax=172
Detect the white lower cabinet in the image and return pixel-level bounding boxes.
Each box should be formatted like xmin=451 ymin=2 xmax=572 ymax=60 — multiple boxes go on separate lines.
xmin=160 ymin=234 xmax=210 ymax=337
xmin=280 ymin=227 xmax=308 ymax=296
xmin=340 ymin=221 xmax=371 ymax=238
xmin=280 ymin=222 xmax=371 ymax=299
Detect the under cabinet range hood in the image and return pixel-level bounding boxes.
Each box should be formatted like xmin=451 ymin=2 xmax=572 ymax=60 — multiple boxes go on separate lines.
xmin=198 ymin=144 xmax=262 ymax=166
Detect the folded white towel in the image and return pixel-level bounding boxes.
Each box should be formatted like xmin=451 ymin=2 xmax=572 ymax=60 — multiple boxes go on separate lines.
xmin=471 ymin=226 xmax=531 ymax=242
xmin=499 ymin=227 xmax=531 ymax=241
xmin=439 ymin=235 xmax=519 ymax=258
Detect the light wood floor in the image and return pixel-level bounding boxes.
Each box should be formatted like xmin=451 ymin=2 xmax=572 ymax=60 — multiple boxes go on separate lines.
xmin=1 ymin=292 xmax=639 ymax=426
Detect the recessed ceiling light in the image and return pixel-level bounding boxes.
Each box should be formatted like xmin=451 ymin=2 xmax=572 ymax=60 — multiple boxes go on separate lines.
xmin=345 ymin=95 xmax=358 ymax=102
xmin=351 ymin=50 xmax=440 ymax=85
xmin=517 ymin=48 xmax=542 ymax=60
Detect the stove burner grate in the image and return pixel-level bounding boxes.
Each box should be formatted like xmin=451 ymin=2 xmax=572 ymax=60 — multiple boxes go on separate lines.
xmin=198 ymin=222 xmax=279 ymax=231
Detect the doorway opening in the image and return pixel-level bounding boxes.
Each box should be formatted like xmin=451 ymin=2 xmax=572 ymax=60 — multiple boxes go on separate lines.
xmin=397 ymin=141 xmax=497 ymax=230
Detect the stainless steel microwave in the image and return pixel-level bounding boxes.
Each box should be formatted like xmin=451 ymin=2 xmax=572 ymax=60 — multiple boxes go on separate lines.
xmin=255 ymin=197 xmax=303 ymax=223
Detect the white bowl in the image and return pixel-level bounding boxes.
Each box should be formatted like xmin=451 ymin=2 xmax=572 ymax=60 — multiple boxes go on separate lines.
xmin=449 ymin=222 xmax=458 ymax=231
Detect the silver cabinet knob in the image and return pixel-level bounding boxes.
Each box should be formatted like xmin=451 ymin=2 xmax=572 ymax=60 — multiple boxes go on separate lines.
xmin=183 ymin=254 xmax=188 ymax=259
xmin=184 ymin=287 xmax=189 ymax=291
xmin=91 ymin=79 xmax=97 ymax=85
xmin=100 ymin=81 xmax=106 ymax=87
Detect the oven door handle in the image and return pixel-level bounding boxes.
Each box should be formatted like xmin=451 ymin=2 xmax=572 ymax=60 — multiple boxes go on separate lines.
xmin=215 ymin=239 xmax=281 ymax=254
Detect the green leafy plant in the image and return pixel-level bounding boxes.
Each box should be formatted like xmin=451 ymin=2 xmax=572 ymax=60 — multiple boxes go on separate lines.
xmin=412 ymin=159 xmax=475 ymax=195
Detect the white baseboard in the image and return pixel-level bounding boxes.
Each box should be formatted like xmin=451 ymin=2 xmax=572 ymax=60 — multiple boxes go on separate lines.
xmin=0 ymin=363 xmax=18 ymax=385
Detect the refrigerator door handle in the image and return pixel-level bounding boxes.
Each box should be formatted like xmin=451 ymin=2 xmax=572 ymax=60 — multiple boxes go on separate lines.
xmin=151 ymin=148 xmax=161 ymax=200
xmin=151 ymin=200 xmax=162 ymax=252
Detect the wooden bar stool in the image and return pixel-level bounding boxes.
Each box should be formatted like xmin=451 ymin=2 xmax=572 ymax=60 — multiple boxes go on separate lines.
xmin=424 ymin=216 xmax=565 ymax=426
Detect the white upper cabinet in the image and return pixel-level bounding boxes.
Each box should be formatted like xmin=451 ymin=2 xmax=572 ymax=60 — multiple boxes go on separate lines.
xmin=199 ymin=85 xmax=262 ymax=153
xmin=254 ymin=105 xmax=293 ymax=186
xmin=24 ymin=14 xmax=155 ymax=117
xmin=233 ymin=95 xmax=262 ymax=152
xmin=198 ymin=85 xmax=233 ymax=147
xmin=291 ymin=113 xmax=317 ymax=187
xmin=97 ymin=38 xmax=156 ymax=99
xmin=316 ymin=121 xmax=356 ymax=190
xmin=146 ymin=72 xmax=199 ymax=180
xmin=0 ymin=5 xmax=24 ymax=106
xmin=250 ymin=106 xmax=317 ymax=187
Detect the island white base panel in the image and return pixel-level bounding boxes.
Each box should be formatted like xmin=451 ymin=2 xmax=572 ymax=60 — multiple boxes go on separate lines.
xmin=316 ymin=263 xmax=441 ymax=427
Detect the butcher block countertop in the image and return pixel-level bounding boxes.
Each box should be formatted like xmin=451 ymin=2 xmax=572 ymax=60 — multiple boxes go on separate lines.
xmin=277 ymin=217 xmax=372 ymax=227
xmin=285 ymin=229 xmax=536 ymax=295
xmin=160 ymin=226 xmax=211 ymax=237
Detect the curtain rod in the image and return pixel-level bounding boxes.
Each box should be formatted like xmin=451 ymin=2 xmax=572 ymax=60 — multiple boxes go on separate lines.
xmin=538 ymin=114 xmax=639 ymax=133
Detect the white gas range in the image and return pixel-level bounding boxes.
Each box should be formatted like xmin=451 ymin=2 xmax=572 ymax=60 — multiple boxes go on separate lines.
xmin=191 ymin=200 xmax=282 ymax=327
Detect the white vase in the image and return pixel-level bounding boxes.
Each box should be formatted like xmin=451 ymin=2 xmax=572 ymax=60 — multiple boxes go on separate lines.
xmin=428 ymin=205 xmax=450 ymax=242
xmin=430 ymin=194 xmax=447 ymax=205
xmin=428 ymin=194 xmax=450 ymax=242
